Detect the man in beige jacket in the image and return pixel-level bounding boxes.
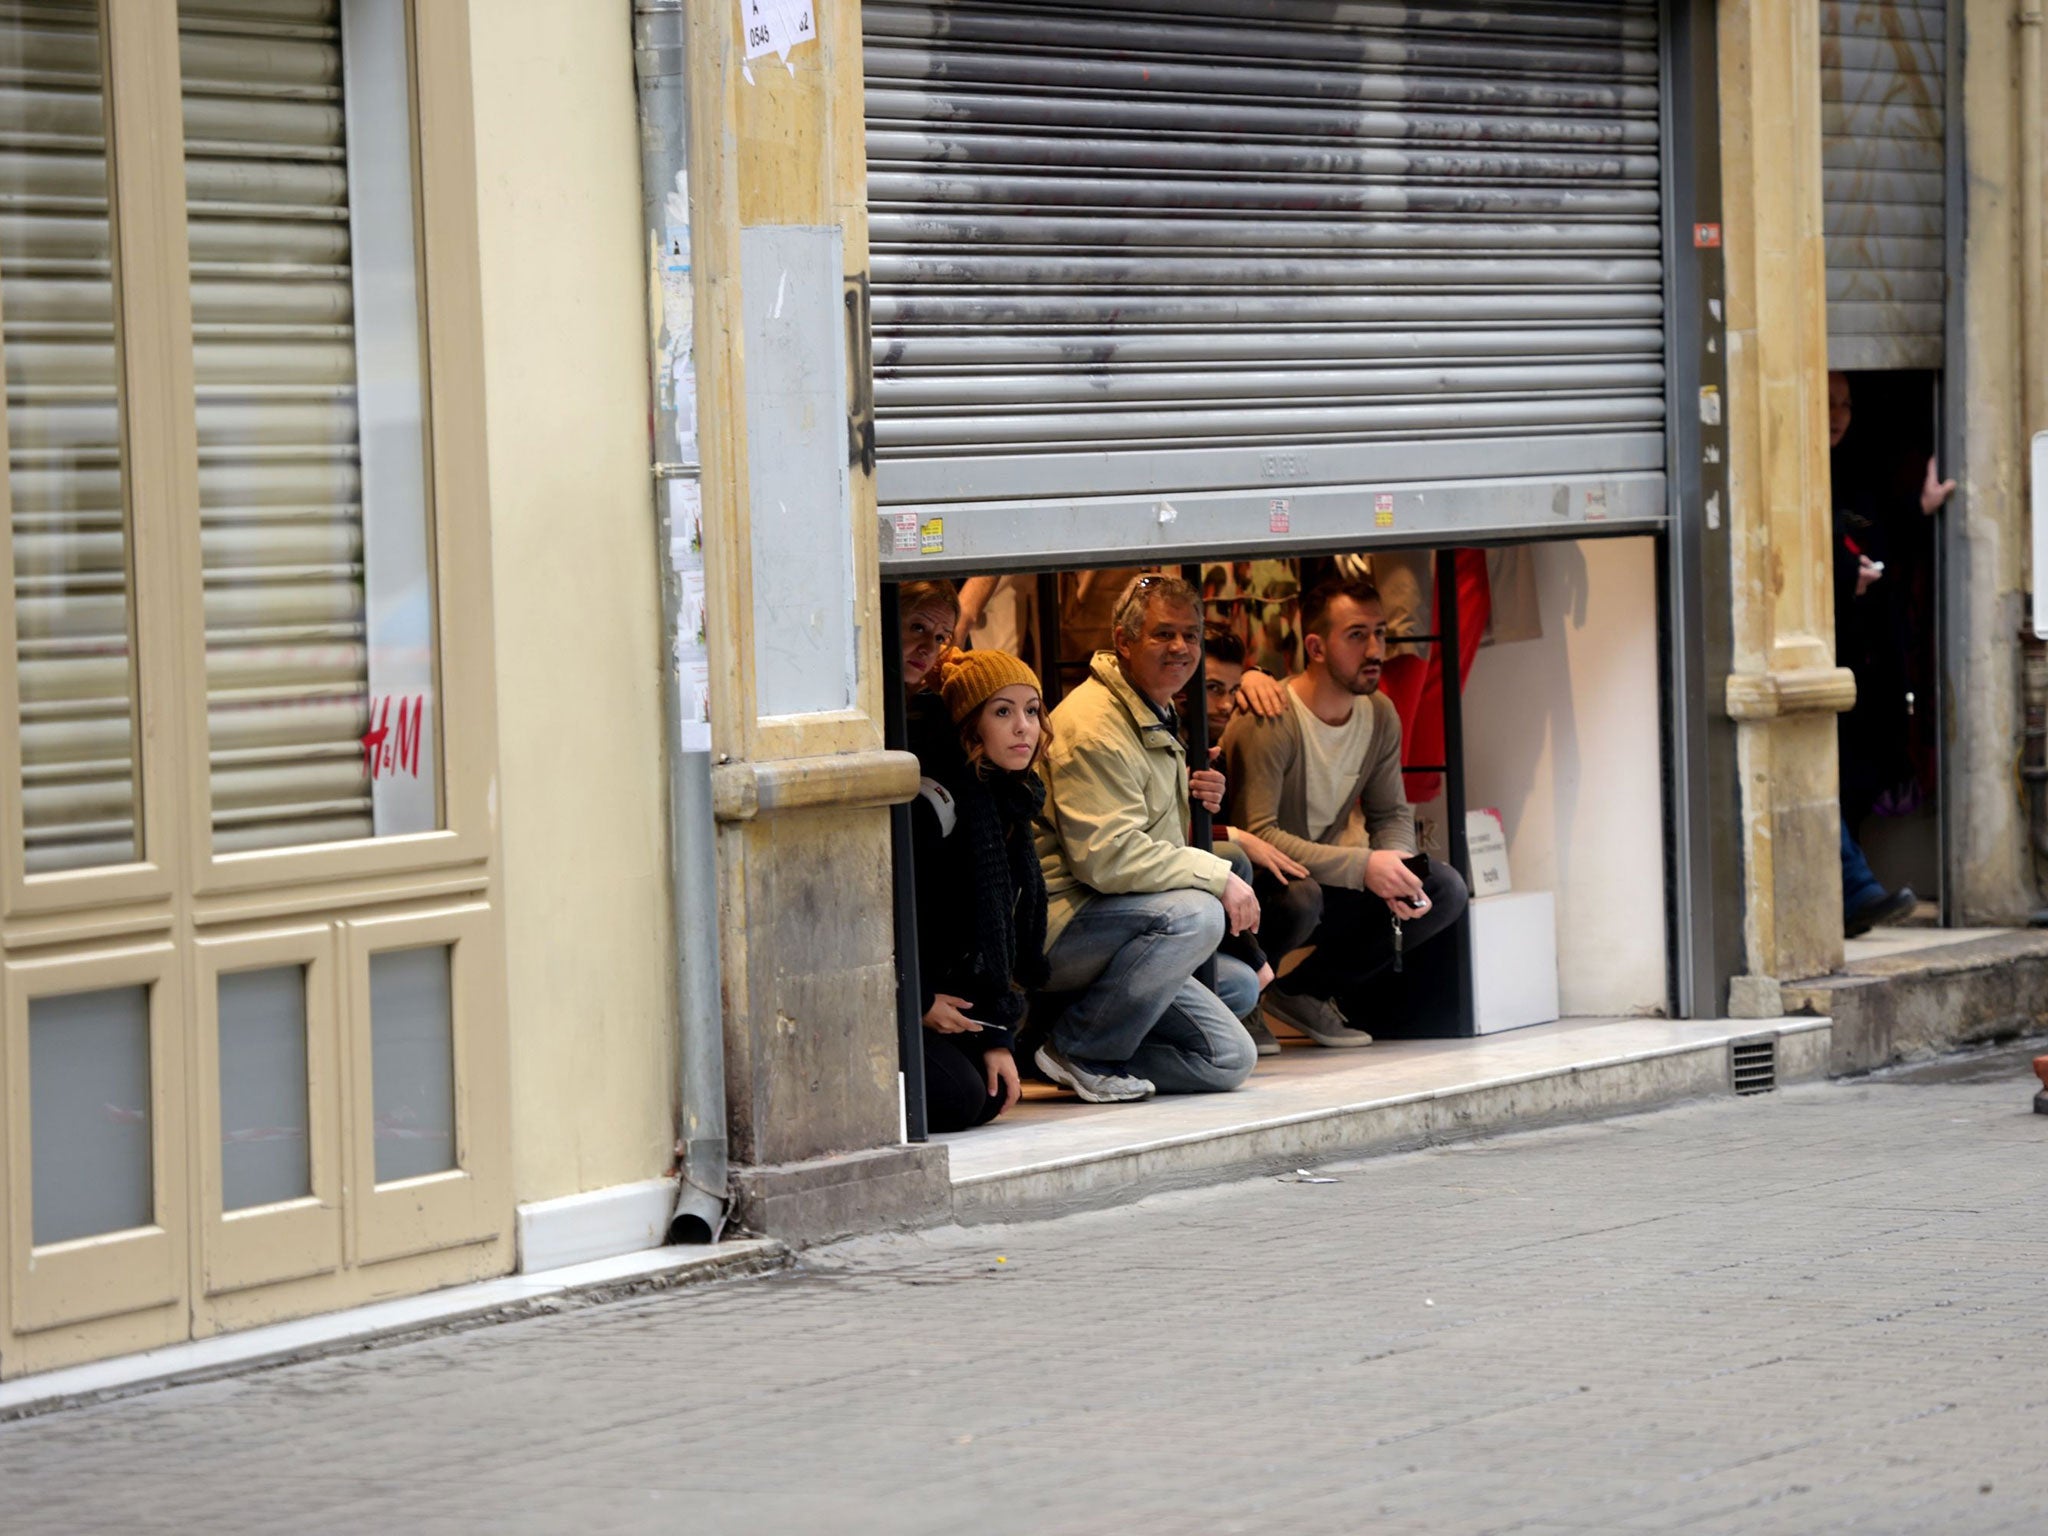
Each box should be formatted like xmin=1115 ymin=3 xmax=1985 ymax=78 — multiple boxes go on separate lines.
xmin=1033 ymin=575 xmax=1261 ymax=1102
xmin=1220 ymin=574 xmax=1468 ymax=1045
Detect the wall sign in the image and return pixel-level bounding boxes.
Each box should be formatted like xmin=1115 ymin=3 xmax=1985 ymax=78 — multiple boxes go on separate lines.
xmin=741 ymin=0 xmax=816 ymax=62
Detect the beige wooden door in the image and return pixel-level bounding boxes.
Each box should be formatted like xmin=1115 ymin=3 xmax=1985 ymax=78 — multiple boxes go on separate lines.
xmin=0 ymin=0 xmax=510 ymax=1379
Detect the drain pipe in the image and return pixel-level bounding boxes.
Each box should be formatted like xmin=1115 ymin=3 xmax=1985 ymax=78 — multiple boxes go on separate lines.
xmin=634 ymin=0 xmax=728 ymax=1244
xmin=2018 ymin=4 xmax=2048 ymax=912
xmin=2020 ymin=3 xmax=2044 ymax=446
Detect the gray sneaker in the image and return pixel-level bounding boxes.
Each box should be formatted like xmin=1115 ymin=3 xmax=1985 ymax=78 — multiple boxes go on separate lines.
xmin=1034 ymin=1043 xmax=1155 ymax=1103
xmin=1243 ymin=1007 xmax=1281 ymax=1057
xmin=1263 ymin=990 xmax=1373 ymax=1048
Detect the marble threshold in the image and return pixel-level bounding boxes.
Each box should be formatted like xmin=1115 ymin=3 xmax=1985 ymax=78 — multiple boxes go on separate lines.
xmin=1842 ymin=923 xmax=2011 ymax=965
xmin=937 ymin=1013 xmax=1831 ymax=1219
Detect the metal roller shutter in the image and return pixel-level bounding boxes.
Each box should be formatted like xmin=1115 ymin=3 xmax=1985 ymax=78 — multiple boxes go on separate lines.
xmin=1820 ymin=0 xmax=1946 ymax=371
xmin=865 ymin=0 xmax=1668 ymax=573
xmin=182 ymin=0 xmax=374 ymax=853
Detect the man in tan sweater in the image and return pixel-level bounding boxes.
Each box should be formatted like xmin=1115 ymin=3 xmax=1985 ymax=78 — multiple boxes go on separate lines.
xmin=1219 ymin=574 xmax=1468 ymax=1045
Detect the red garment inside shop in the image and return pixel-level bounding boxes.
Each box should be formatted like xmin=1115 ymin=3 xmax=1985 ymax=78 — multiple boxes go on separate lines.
xmin=1378 ymin=549 xmax=1491 ymax=805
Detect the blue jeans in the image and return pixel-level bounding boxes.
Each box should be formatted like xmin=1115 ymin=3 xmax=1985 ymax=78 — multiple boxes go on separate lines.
xmin=1042 ymin=889 xmax=1258 ymax=1094
xmin=1840 ymin=822 xmax=1887 ymax=917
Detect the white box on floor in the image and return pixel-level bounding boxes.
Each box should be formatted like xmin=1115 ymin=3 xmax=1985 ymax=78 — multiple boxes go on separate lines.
xmin=1469 ymin=890 xmax=1559 ymax=1034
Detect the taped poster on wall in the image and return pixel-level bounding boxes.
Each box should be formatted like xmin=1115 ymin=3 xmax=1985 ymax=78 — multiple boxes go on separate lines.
xmin=741 ymin=0 xmax=816 ymax=63
xmin=667 ymin=477 xmax=704 ymax=573
xmin=678 ymin=658 xmax=712 ymax=753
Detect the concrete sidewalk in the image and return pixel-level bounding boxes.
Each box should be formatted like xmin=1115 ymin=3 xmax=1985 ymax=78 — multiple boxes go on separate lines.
xmin=0 ymin=1011 xmax=1824 ymax=1419
xmin=1 ymin=1038 xmax=2042 ymax=1535
xmin=1790 ymin=923 xmax=2048 ymax=1072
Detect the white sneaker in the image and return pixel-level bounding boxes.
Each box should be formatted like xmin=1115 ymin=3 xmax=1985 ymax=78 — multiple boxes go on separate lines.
xmin=1034 ymin=1043 xmax=1155 ymax=1103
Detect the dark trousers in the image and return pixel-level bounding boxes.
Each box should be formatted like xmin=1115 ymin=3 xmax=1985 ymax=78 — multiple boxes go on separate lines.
xmin=1219 ymin=856 xmax=1326 ymax=979
xmin=1249 ymin=866 xmax=1326 ymax=966
xmin=923 ymin=1031 xmax=1005 ymax=1134
xmin=1840 ymin=821 xmax=1887 ymax=917
xmin=1274 ymin=862 xmax=1469 ymax=1001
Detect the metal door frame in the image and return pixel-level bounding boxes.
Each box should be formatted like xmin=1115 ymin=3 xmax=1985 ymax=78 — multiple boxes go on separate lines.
xmin=1659 ymin=0 xmax=1741 ymax=1018
xmin=1937 ymin=0 xmax=1966 ymax=924
xmin=875 ymin=0 xmax=1724 ymax=1020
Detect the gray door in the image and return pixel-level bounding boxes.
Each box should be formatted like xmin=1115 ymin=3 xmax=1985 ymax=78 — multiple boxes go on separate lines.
xmin=1820 ymin=0 xmax=1946 ymax=371
xmin=865 ymin=0 xmax=1669 ymax=574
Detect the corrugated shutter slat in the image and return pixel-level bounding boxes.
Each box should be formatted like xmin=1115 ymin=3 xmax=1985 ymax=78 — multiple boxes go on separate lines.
xmin=2 ymin=1 xmax=141 ymax=871
xmin=3 ymin=1 xmax=372 ymax=870
xmin=865 ymin=0 xmax=1667 ymax=565
xmin=1821 ymin=0 xmax=1946 ymax=370
xmin=182 ymin=0 xmax=370 ymax=851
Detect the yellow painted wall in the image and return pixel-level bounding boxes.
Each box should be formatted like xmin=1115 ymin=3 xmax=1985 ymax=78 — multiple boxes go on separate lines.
xmin=467 ymin=1 xmax=676 ymax=1201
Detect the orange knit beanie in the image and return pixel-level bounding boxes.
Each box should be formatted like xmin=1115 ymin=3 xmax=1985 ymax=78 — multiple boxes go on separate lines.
xmin=939 ymin=649 xmax=1042 ymax=724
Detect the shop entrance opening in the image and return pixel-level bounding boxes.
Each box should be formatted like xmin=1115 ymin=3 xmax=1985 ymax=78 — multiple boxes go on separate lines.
xmin=883 ymin=531 xmax=1673 ymax=1144
xmin=1829 ymin=370 xmax=1948 ymax=922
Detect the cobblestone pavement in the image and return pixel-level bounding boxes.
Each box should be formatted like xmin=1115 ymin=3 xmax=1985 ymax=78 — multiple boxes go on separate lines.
xmin=5 ymin=1042 xmax=2047 ymax=1536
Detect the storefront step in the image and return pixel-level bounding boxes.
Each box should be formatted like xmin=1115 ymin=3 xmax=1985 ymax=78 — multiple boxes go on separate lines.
xmin=0 ymin=1239 xmax=788 ymax=1423
xmin=1784 ymin=927 xmax=2048 ymax=1077
xmin=940 ymin=1016 xmax=1832 ymax=1226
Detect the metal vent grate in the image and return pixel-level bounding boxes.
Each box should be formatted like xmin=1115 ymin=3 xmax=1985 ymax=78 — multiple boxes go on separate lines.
xmin=1732 ymin=1039 xmax=1778 ymax=1096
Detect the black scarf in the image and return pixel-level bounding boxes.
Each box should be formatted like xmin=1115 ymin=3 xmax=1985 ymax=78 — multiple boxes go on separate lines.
xmin=946 ymin=758 xmax=1049 ymax=1031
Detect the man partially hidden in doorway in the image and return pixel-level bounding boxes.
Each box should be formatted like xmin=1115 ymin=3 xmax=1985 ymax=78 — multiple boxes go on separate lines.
xmin=1828 ymin=369 xmax=1955 ymax=936
xmin=1221 ymin=575 xmax=1469 ymax=1044
xmin=1032 ymin=574 xmax=1262 ymax=1102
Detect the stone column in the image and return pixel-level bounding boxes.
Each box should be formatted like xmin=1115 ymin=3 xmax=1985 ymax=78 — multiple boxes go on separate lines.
xmin=1949 ymin=0 xmax=2043 ymax=923
xmin=1717 ymin=0 xmax=1858 ymax=1005
xmin=685 ymin=3 xmax=947 ymax=1237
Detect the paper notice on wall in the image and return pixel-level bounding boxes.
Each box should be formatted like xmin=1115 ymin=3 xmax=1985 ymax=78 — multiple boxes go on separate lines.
xmin=680 ymin=568 xmax=708 ymax=650
xmin=741 ymin=0 xmax=816 ymax=62
xmin=672 ymin=357 xmax=699 ymax=466
xmin=1466 ymin=807 xmax=1512 ymax=898
xmin=678 ymin=657 xmax=712 ymax=753
xmin=667 ymin=478 xmax=704 ymax=573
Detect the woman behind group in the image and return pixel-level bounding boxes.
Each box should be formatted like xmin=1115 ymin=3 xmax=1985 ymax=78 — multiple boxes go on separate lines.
xmin=898 ymin=579 xmax=958 ymax=697
xmin=908 ymin=648 xmax=1052 ymax=1132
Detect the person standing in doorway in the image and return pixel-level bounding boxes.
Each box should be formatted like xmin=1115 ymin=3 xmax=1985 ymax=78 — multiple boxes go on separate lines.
xmin=1829 ymin=370 xmax=1954 ymax=936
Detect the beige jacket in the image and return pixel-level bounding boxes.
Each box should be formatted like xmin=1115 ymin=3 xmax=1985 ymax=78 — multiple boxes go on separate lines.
xmin=1035 ymin=651 xmax=1232 ymax=948
xmin=1219 ymin=686 xmax=1416 ymax=890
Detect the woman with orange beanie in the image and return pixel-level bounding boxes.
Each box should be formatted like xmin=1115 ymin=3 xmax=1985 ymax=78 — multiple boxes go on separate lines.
xmin=908 ymin=648 xmax=1052 ymax=1131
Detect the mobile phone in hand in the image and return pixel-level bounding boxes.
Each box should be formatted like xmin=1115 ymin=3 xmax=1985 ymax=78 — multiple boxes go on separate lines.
xmin=1400 ymin=851 xmax=1431 ymax=909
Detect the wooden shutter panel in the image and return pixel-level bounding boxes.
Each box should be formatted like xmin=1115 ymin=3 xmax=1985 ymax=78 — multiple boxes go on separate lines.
xmin=181 ymin=0 xmax=374 ymax=852
xmin=3 ymin=1 xmax=144 ymax=871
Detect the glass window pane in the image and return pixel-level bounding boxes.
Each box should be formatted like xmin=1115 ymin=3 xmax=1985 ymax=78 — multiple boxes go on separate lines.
xmin=179 ymin=0 xmax=441 ymax=855
xmin=30 ymin=983 xmax=153 ymax=1245
xmin=369 ymin=943 xmax=454 ymax=1182
xmin=2 ymin=4 xmax=144 ymax=872
xmin=217 ymin=964 xmax=311 ymax=1210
